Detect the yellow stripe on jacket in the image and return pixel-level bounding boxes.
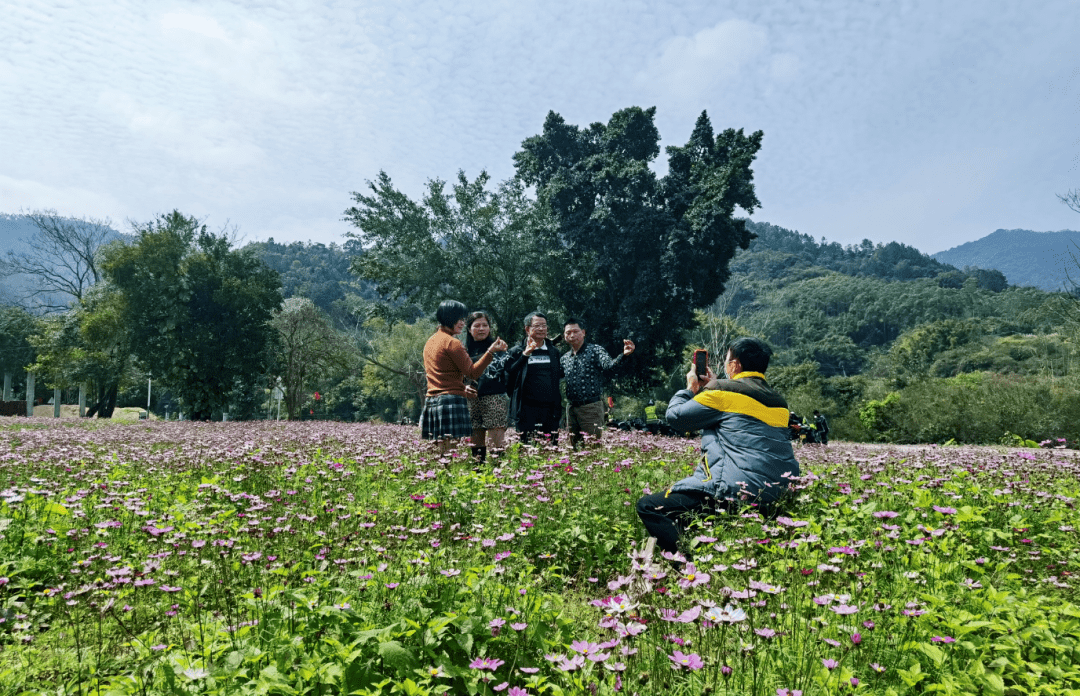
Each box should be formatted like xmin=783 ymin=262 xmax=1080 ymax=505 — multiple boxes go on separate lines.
xmin=692 ymin=389 xmax=790 ymax=428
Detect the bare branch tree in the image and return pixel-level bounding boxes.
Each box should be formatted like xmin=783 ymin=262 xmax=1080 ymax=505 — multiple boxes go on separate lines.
xmin=1059 ymin=189 xmax=1080 ymax=215
xmin=0 ymin=209 xmax=117 ymax=311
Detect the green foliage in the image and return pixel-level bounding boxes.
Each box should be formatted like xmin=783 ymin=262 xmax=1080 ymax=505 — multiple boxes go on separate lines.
xmin=246 ymin=238 xmax=377 ymax=321
xmin=354 ymin=317 xmax=434 ymax=422
xmin=28 ymin=283 xmax=134 ymax=391
xmin=855 ymin=373 xmax=1080 ymax=444
xmin=102 ymin=211 xmax=282 ymax=420
xmin=515 ymin=108 xmax=763 ymax=384
xmin=0 ymin=305 xmax=37 ymax=377
xmin=858 ymin=391 xmax=902 ymax=441
xmin=271 ymin=298 xmax=355 ymax=420
xmin=888 ymin=319 xmax=983 ymax=378
xmin=345 ymin=171 xmax=559 ymax=338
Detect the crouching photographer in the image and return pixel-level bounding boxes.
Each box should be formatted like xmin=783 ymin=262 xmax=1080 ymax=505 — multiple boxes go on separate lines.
xmin=636 ymin=337 xmax=800 ymax=556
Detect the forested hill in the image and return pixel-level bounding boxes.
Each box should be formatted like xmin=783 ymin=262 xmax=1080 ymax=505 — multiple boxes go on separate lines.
xmin=713 ymin=221 xmax=1054 ymax=378
xmin=242 ymin=238 xmax=379 ymax=319
xmin=738 ymin=221 xmax=1007 ymax=290
xmin=931 ymin=228 xmax=1080 ymax=292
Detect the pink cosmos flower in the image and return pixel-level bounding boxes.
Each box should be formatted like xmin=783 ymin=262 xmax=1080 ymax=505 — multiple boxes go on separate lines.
xmin=822 ymin=658 xmax=839 ymax=670
xmin=508 ymin=688 xmax=529 ymax=696
xmin=569 ymin=640 xmax=601 ymax=656
xmin=679 ymin=563 xmax=710 ymax=589
xmin=931 ymin=635 xmax=955 ymax=643
xmin=469 ymin=657 xmax=505 ymax=671
xmin=668 ymin=650 xmax=704 ymax=670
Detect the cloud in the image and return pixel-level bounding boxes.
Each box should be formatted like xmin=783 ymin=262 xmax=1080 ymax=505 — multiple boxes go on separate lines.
xmin=636 ymin=19 xmax=771 ymax=102
xmin=158 ymin=9 xmax=325 ymax=107
xmin=0 ymin=174 xmax=129 ymax=221
xmin=96 ymin=90 xmax=265 ymax=168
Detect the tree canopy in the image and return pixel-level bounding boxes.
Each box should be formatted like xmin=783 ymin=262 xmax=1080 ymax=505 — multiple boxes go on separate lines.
xmin=103 ymin=211 xmax=282 ymax=420
xmin=271 ymin=297 xmax=353 ymax=420
xmin=513 ymin=108 xmax=764 ymax=377
xmin=344 ymin=171 xmax=560 ymax=337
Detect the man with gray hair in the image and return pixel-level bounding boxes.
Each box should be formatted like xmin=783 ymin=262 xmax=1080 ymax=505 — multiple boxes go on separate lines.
xmin=505 ymin=312 xmax=564 ymax=445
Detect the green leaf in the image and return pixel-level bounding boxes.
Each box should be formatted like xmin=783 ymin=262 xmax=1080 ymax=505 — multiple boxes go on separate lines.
xmin=917 ymin=642 xmax=945 ymax=667
xmin=981 ymin=671 xmax=1005 ymax=696
xmin=378 ymin=641 xmax=417 ymax=671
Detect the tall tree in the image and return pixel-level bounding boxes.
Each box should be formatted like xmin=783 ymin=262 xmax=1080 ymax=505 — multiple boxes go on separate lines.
xmin=344 ymin=171 xmax=561 ymax=338
xmin=103 ymin=211 xmax=282 ymax=420
xmin=271 ymin=297 xmax=353 ymax=420
xmin=513 ymin=108 xmax=764 ymax=379
xmin=0 ymin=210 xmax=118 ymax=311
xmin=27 ymin=284 xmax=133 ymax=417
xmin=0 ymin=306 xmax=38 ymax=398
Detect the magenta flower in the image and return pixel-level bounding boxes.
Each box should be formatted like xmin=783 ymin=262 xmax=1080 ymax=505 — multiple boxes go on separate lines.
xmin=668 ymin=650 xmax=704 ymax=670
xmin=822 ymin=658 xmax=839 ymax=670
xmin=931 ymin=635 xmax=956 ymax=643
xmin=777 ymin=690 xmax=803 ymax=696
xmin=469 ymin=657 xmax=505 ymax=671
xmin=508 ymin=688 xmax=529 ymax=696
xmin=873 ymin=511 xmax=899 ymax=518
xmin=932 ymin=506 xmax=957 ymax=515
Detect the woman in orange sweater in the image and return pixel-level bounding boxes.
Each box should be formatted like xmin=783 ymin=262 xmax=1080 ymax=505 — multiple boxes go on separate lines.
xmin=421 ymin=300 xmax=506 ymax=453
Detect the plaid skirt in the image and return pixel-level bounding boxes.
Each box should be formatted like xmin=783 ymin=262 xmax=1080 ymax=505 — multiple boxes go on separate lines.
xmin=420 ymin=394 xmax=471 ymax=440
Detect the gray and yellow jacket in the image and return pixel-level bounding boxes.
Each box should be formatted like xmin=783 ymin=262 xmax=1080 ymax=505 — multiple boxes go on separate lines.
xmin=665 ymin=371 xmax=799 ymax=504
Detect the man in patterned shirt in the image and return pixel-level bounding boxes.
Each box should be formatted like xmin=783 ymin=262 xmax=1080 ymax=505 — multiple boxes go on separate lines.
xmin=561 ymin=318 xmax=635 ymax=448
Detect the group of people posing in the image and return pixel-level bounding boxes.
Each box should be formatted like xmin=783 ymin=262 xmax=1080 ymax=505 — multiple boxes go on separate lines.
xmin=419 ymin=300 xmax=801 ymax=558
xmin=419 ymin=300 xmax=635 ymax=457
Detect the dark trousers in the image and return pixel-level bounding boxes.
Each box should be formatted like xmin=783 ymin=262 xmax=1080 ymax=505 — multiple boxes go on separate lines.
xmin=636 ymin=489 xmax=716 ymax=554
xmin=518 ymin=402 xmax=560 ymax=445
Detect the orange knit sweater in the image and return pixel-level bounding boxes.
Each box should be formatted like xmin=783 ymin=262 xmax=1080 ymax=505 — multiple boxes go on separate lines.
xmin=423 ymin=326 xmax=494 ymax=397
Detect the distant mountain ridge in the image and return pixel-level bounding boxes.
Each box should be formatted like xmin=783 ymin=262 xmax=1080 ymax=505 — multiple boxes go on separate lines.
xmin=931 ymin=228 xmax=1080 ymax=292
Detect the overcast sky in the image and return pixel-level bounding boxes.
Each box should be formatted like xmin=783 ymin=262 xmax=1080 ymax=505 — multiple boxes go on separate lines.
xmin=1 ymin=0 xmax=1078 ymax=254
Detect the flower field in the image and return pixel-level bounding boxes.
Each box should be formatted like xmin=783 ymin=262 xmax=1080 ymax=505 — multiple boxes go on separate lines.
xmin=1 ymin=420 xmax=1079 ymax=695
